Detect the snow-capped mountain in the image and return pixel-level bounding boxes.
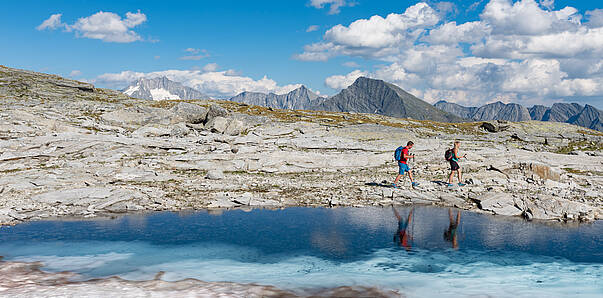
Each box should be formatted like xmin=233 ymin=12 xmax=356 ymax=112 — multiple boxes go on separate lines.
xmin=121 ymin=77 xmax=209 ymax=100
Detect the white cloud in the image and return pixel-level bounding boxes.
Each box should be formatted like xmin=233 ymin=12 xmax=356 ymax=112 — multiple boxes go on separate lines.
xmin=36 ymin=14 xmax=66 ymax=30
xmin=423 ymin=21 xmax=489 ymax=44
xmin=586 ymin=9 xmax=603 ymax=28
xmin=296 ymin=3 xmax=440 ymax=60
xmin=202 ymin=63 xmax=219 ymax=72
xmin=309 ymin=0 xmax=353 ymax=15
xmin=69 ymin=70 xmax=82 ymax=77
xmin=324 ymin=69 xmax=368 ymax=89
xmin=94 ymin=69 xmax=301 ymax=98
xmin=539 ymin=0 xmax=555 ymax=10
xmin=305 ymin=0 xmax=603 ymax=107
xmin=306 ymin=25 xmax=319 ymax=32
xmin=37 ymin=10 xmax=148 ymax=43
xmin=481 ymin=0 xmax=579 ymax=35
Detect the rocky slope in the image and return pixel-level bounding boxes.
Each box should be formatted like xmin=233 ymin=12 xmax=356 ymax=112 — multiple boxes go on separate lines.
xmin=0 ymin=65 xmax=602 ymax=227
xmin=229 ymin=85 xmax=324 ymax=110
xmin=122 ymin=77 xmax=209 ymax=101
xmin=313 ymin=77 xmax=463 ymax=122
xmin=436 ymin=100 xmax=603 ymax=131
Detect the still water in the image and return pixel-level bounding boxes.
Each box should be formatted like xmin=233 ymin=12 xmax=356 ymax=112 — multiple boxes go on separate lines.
xmin=0 ymin=206 xmax=601 ymax=297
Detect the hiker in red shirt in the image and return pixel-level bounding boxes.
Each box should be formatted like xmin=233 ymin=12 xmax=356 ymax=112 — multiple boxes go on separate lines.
xmin=393 ymin=141 xmax=419 ymax=188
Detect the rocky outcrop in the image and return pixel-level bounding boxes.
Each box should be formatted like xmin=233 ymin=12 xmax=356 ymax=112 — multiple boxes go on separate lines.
xmin=171 ymin=102 xmax=208 ymax=124
xmin=229 ymin=86 xmax=324 ymax=110
xmin=312 ymin=77 xmax=463 ymax=122
xmin=121 ymin=76 xmax=209 ymax=100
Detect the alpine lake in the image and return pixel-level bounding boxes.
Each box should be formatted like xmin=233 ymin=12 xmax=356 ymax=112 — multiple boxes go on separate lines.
xmin=0 ymin=206 xmax=601 ymax=297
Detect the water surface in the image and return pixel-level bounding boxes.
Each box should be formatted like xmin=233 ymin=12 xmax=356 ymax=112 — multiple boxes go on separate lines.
xmin=0 ymin=206 xmax=601 ymax=297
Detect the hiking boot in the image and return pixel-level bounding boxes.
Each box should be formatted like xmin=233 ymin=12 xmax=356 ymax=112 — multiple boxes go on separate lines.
xmin=392 ymin=183 xmax=398 ymax=189
xmin=412 ymin=182 xmax=419 ymax=187
xmin=447 ymin=183 xmax=454 ymax=187
xmin=458 ymin=183 xmax=466 ymax=186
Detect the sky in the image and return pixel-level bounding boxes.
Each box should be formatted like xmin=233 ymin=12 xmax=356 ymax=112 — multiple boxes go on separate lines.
xmin=2 ymin=0 xmax=603 ymax=108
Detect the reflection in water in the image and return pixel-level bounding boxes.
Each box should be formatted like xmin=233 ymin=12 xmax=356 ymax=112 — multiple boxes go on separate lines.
xmin=392 ymin=206 xmax=413 ymax=251
xmin=444 ymin=209 xmax=461 ymax=249
xmin=0 ymin=207 xmax=601 ymax=297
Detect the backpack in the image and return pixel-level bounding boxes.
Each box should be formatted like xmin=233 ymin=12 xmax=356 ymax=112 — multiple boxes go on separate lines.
xmin=445 ymin=148 xmax=453 ymax=161
xmin=394 ymin=146 xmax=405 ymax=161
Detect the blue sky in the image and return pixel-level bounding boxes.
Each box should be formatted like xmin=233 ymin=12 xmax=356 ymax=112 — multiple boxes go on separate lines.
xmin=2 ymin=0 xmax=602 ymax=108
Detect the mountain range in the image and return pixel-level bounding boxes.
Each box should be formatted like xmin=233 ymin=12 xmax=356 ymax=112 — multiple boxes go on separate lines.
xmin=118 ymin=76 xmax=601 ymax=131
xmin=434 ymin=101 xmax=603 ymax=131
xmin=228 ymin=77 xmax=462 ymax=122
xmin=122 ymin=77 xmax=209 ymax=101
xmin=229 ymin=85 xmax=324 ymax=110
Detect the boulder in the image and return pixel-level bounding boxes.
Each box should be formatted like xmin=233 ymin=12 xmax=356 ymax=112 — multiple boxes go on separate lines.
xmin=170 ymin=102 xmax=207 ymax=124
xmin=521 ymin=163 xmax=561 ymax=181
xmin=205 ymin=116 xmax=229 ymax=133
xmin=205 ymin=104 xmax=229 ymax=123
xmin=480 ymin=121 xmax=510 ymax=133
xmin=170 ymin=122 xmax=190 ymax=137
xmin=224 ymin=119 xmax=245 ymax=136
xmin=101 ymin=107 xmax=175 ymax=127
xmin=206 ymin=169 xmax=225 ymax=180
xmin=475 ymin=192 xmax=523 ymax=216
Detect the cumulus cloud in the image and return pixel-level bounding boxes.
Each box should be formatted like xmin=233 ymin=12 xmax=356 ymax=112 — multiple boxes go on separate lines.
xmin=36 ymin=14 xmax=66 ymax=30
xmin=296 ymin=3 xmax=440 ymax=60
xmin=202 ymin=63 xmax=219 ymax=72
xmin=94 ymin=69 xmax=301 ymax=98
xmin=309 ymin=0 xmax=353 ymax=15
xmin=324 ymin=69 xmax=368 ymax=89
xmin=303 ymin=0 xmax=603 ymax=107
xmin=37 ymin=10 xmax=147 ymax=43
xmin=586 ymin=9 xmax=603 ymax=28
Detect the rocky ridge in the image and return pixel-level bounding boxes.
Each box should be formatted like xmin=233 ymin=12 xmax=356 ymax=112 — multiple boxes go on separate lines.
xmin=122 ymin=76 xmax=209 ymax=101
xmin=435 ymin=100 xmax=603 ymax=131
xmin=0 ymin=65 xmax=602 ymax=226
xmin=229 ymin=85 xmax=324 ymax=110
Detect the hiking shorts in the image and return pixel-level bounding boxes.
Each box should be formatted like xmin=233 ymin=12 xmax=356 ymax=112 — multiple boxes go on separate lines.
xmin=398 ymin=163 xmax=410 ymax=175
xmin=450 ymin=160 xmax=460 ymax=171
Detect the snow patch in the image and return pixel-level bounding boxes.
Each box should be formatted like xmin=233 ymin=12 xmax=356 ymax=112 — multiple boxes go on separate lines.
xmin=123 ymin=85 xmax=140 ymax=96
xmin=150 ymin=88 xmax=180 ymax=100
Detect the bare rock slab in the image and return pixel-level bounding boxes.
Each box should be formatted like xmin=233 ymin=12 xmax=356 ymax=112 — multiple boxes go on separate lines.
xmin=476 ymin=192 xmax=523 ymax=216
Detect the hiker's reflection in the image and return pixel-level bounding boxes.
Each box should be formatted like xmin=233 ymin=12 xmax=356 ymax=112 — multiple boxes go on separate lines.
xmin=392 ymin=206 xmax=413 ymax=251
xmin=444 ymin=209 xmax=461 ymax=249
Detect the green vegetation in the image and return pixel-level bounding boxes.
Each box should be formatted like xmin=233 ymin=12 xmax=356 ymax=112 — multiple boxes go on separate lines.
xmin=555 ymin=140 xmax=603 ymax=154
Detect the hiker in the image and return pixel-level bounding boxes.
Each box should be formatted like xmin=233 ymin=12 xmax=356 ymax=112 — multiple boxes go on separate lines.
xmin=393 ymin=141 xmax=419 ymax=188
xmin=392 ymin=206 xmax=413 ymax=251
xmin=446 ymin=141 xmax=466 ymax=187
xmin=443 ymin=208 xmax=461 ymax=249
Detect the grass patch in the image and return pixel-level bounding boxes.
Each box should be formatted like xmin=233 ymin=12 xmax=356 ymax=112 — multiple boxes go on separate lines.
xmin=555 ymin=140 xmax=603 ymax=154
xmin=562 ymin=167 xmax=603 ymax=176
